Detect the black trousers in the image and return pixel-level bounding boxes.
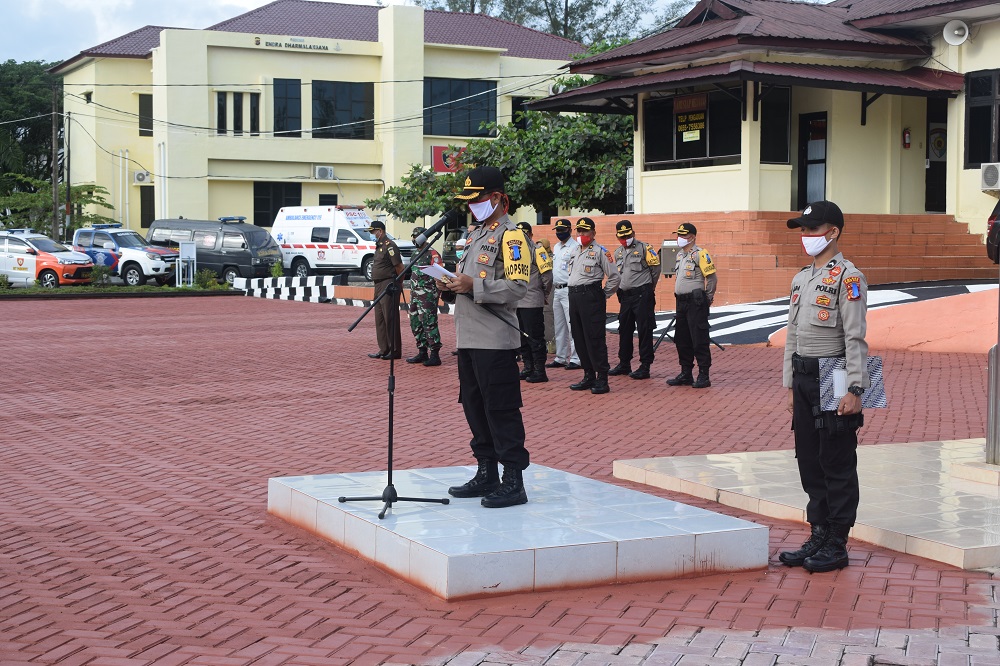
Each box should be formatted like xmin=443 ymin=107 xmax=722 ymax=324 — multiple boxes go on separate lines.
xmin=374 ymin=279 xmax=401 ymax=358
xmin=674 ymin=292 xmax=710 ymax=372
xmin=791 ymin=355 xmax=861 ymax=527
xmin=517 ymin=307 xmax=546 ymax=369
xmin=569 ymin=285 xmax=609 ymax=374
xmin=617 ymin=284 xmax=655 ymax=367
xmin=457 ymin=348 xmax=529 ymax=470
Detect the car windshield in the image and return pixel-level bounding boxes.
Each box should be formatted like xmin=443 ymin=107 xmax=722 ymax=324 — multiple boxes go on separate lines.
xmin=248 ymin=228 xmax=276 ymax=249
xmin=29 ymin=237 xmax=70 ymax=253
xmin=355 ymin=228 xmax=375 ymax=242
xmin=114 ymin=232 xmax=150 ymax=249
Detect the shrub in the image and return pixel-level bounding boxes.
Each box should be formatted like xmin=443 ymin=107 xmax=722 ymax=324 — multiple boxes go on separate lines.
xmin=194 ymin=268 xmax=220 ymax=290
xmin=0 ymin=274 xmax=11 ymax=290
xmin=270 ymin=260 xmax=285 ymax=278
xmin=90 ymin=265 xmax=114 ymax=287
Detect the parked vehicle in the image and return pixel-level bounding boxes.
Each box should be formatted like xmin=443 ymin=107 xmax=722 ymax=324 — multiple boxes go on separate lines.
xmin=270 ymin=205 xmax=415 ymax=281
xmin=73 ymin=224 xmax=179 ymax=286
xmin=987 ymin=199 xmax=1000 ymax=264
xmin=0 ymin=230 xmax=93 ymax=287
xmin=441 ymin=225 xmax=470 ymax=272
xmin=146 ymin=217 xmax=282 ymax=284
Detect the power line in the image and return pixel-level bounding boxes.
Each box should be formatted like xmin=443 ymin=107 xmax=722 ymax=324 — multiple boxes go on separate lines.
xmin=0 ymin=112 xmax=55 ymax=126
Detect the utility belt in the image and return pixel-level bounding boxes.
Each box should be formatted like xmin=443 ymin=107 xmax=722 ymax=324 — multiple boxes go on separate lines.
xmin=791 ymin=353 xmax=822 ymax=375
xmin=619 ymin=283 xmax=651 ymax=296
xmin=675 ymin=288 xmax=707 ymax=304
xmin=554 ymin=283 xmax=568 ymax=289
xmin=569 ymin=283 xmax=602 ymax=294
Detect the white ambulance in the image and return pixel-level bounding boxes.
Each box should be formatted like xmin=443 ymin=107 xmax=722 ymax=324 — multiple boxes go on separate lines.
xmin=270 ymin=205 xmax=415 ymax=281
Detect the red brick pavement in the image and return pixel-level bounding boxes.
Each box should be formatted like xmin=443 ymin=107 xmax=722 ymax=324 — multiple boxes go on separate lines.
xmin=0 ymin=298 xmax=994 ymax=665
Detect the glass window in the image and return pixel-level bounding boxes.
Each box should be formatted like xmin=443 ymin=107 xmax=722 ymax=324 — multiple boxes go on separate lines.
xmin=318 ymin=194 xmax=338 ymax=206
xmin=760 ymin=86 xmax=791 ymax=164
xmin=233 ymin=92 xmax=243 ymax=136
xmin=336 ymin=229 xmax=357 ymax=243
xmin=139 ymin=94 xmax=153 ymax=137
xmin=311 ymin=227 xmax=331 ymax=243
xmin=312 ymin=81 xmax=374 ymax=140
xmin=170 ymin=229 xmax=192 ymax=243
xmin=93 ymin=232 xmax=113 ymax=248
xmin=250 ymin=93 xmax=260 ymax=136
xmin=139 ymin=187 xmax=155 ymax=228
xmin=642 ymin=88 xmax=742 ymax=170
xmin=423 ymin=78 xmax=496 ymax=137
xmin=222 ymin=233 xmax=244 ymax=249
xmin=253 ymin=182 xmax=302 ymax=226
xmin=7 ymin=238 xmax=29 ymax=254
xmin=194 ymin=231 xmax=218 ymax=248
xmin=966 ymin=70 xmax=1000 ymax=168
xmin=149 ymin=228 xmax=171 ymax=244
xmin=76 ymin=231 xmax=94 ymax=247
xmin=217 ymin=92 xmax=227 ymax=135
xmin=274 ymin=79 xmax=301 ymax=138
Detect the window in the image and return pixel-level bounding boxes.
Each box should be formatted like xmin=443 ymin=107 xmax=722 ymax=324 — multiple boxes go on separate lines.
xmin=217 ymin=92 xmax=227 ymax=135
xmin=170 ymin=230 xmax=192 ymax=244
xmin=253 ymin=182 xmax=301 ymax=226
xmin=138 ymin=94 xmax=153 ymax=137
xmin=93 ymin=232 xmax=113 ymax=248
xmin=7 ymin=238 xmax=28 ymax=254
xmin=311 ymin=227 xmax=331 ymax=243
xmin=642 ymin=89 xmax=743 ymax=170
xmin=233 ymin=92 xmax=244 ymax=136
xmin=139 ymin=187 xmax=155 ymax=228
xmin=274 ymin=79 xmax=301 ymax=138
xmin=75 ymin=231 xmax=93 ymax=247
xmin=966 ymin=70 xmax=1000 ymax=168
xmin=511 ymin=97 xmax=531 ymax=130
xmin=222 ymin=233 xmax=245 ymax=249
xmin=312 ymin=81 xmax=374 ymax=140
xmin=149 ymin=228 xmax=171 ymax=244
xmin=194 ymin=231 xmax=218 ymax=248
xmin=318 ymin=194 xmax=338 ymax=206
xmin=424 ymin=78 xmax=496 ymax=137
xmin=250 ymin=93 xmax=260 ymax=136
xmin=336 ymin=229 xmax=357 ymax=243
xmin=760 ymin=86 xmax=791 ymax=164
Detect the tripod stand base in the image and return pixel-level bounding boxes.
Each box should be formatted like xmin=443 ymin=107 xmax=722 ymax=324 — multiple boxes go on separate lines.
xmin=339 ymin=484 xmax=449 ymax=519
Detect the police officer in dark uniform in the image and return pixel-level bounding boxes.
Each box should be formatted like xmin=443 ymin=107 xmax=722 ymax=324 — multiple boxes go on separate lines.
xmin=779 ymin=200 xmax=869 ymax=574
xmin=666 ymin=223 xmax=717 ymax=388
xmin=367 ymin=220 xmax=403 ymax=360
xmin=610 ymin=219 xmax=661 ymax=380
xmin=436 ymin=166 xmax=532 ymax=508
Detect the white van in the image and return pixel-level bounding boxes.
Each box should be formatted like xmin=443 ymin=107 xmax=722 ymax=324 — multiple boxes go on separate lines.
xmin=270 ymin=205 xmax=415 ymax=281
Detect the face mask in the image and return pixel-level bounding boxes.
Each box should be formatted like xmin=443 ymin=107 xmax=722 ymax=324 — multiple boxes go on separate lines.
xmin=618 ymin=237 xmax=630 ymax=247
xmin=555 ymin=230 xmax=571 ymax=242
xmin=578 ymin=233 xmax=592 ymax=246
xmin=801 ymin=231 xmax=833 ymax=257
xmin=468 ymin=197 xmax=497 ymax=222
xmin=455 ymin=249 xmax=464 ymax=260
xmin=677 ymin=237 xmax=690 ymax=248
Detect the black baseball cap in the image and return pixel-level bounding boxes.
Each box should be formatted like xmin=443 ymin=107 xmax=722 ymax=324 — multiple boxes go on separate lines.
xmin=675 ymin=223 xmax=697 ymax=236
xmin=615 ymin=220 xmax=634 ymax=238
xmin=456 ymin=166 xmax=505 ymax=200
xmin=515 ymin=221 xmax=532 ymax=235
xmin=368 ymin=220 xmax=386 ymax=231
xmin=411 ymin=226 xmax=426 ymax=237
xmin=787 ymin=200 xmax=844 ymax=230
xmin=575 ymin=217 xmax=595 ymax=232
xmin=554 ymin=219 xmax=571 ymax=231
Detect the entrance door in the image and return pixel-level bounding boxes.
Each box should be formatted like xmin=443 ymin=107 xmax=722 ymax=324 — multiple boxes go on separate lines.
xmin=798 ymin=112 xmax=827 ymax=208
xmin=925 ymin=98 xmax=947 ymax=212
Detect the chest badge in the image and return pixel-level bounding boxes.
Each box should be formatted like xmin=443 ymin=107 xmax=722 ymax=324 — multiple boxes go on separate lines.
xmin=477 ymin=253 xmax=490 ymax=264
xmin=829 ymin=266 xmax=842 ymax=277
xmin=685 ymin=270 xmax=692 ymax=278
xmin=479 ymin=270 xmax=487 ymax=278
xmin=817 ymin=310 xmax=830 ymax=321
xmin=585 ymin=266 xmax=592 ymax=273
xmin=487 ymin=236 xmax=497 ymax=244
xmin=791 ymin=293 xmax=799 ymax=305
xmin=821 ymin=276 xmax=837 ymax=285
xmin=815 ymin=295 xmax=831 ymax=306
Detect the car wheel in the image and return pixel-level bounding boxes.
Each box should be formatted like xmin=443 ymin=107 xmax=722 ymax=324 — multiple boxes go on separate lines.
xmin=39 ymin=270 xmax=59 ymax=288
xmin=123 ymin=263 xmax=146 ymax=286
xmin=362 ymin=256 xmax=374 ymax=282
xmin=222 ymin=266 xmax=240 ymax=285
xmin=292 ymin=258 xmax=310 ymax=279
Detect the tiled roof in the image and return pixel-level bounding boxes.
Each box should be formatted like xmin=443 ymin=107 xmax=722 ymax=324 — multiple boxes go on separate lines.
xmin=81 ymin=24 xmax=174 ymax=58
xmin=423 ymin=10 xmax=582 ymax=60
xmin=829 ymin=0 xmax=977 ymax=21
xmin=207 ymin=0 xmax=380 ymax=42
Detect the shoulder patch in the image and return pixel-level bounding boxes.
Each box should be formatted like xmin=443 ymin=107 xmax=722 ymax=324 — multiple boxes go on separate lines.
xmin=535 ymin=245 xmax=553 ymax=273
xmin=698 ymin=250 xmax=716 ymax=276
xmin=644 ymin=243 xmax=660 ymax=266
xmin=501 ymin=229 xmax=530 ymax=282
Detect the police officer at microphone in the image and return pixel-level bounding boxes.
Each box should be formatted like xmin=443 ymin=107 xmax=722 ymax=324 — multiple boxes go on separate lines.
xmin=610 ymin=219 xmax=660 ymax=380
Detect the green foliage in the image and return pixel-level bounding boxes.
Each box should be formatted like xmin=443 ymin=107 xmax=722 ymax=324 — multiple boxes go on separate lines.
xmin=0 ymin=173 xmax=115 ymax=238
xmin=366 ymin=167 xmax=466 ymax=222
xmin=194 ymin=268 xmax=222 ymax=290
xmin=0 ymin=274 xmax=11 ymax=290
xmin=270 ymin=259 xmax=286 ymax=278
xmin=0 ymin=60 xmax=60 ymax=181
xmin=89 ymin=264 xmax=113 ymax=287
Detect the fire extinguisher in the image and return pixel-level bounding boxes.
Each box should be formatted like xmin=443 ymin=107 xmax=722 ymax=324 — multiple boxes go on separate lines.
xmin=903 ymin=128 xmax=911 ymax=149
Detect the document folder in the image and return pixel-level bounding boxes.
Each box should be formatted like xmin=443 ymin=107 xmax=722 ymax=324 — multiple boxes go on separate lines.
xmin=819 ymin=356 xmax=888 ymax=411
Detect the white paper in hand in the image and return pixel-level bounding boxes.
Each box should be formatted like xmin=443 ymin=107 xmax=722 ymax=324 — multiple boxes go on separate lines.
xmin=417 ymin=263 xmax=457 ymax=281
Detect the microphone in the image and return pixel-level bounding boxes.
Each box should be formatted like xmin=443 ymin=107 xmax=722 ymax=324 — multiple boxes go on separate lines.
xmin=414 ymin=209 xmax=462 ymax=246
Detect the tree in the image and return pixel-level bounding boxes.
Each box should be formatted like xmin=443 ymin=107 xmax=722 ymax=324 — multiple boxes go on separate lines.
xmin=0 ymin=60 xmax=60 ymax=183
xmin=0 ymin=173 xmax=114 ymax=238
xmin=365 ymin=165 xmax=466 ymax=223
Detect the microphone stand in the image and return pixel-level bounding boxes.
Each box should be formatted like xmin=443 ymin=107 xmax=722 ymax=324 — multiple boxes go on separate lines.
xmin=339 ymin=229 xmax=451 ymax=519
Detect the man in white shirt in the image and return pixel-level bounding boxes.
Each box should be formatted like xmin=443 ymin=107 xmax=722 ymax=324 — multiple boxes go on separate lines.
xmin=545 ymin=219 xmax=581 ymax=370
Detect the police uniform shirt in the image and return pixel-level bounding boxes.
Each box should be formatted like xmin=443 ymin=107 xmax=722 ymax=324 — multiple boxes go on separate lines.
xmin=782 ymin=252 xmax=869 ymax=391
xmin=454 ymin=214 xmax=530 ymax=350
xmin=566 ymin=241 xmax=621 ymax=297
xmin=516 ymin=239 xmax=554 ymax=308
xmin=614 ymin=239 xmax=661 ymax=290
xmin=372 ymin=236 xmax=402 ymax=281
xmin=552 ymin=237 xmax=579 ymax=286
xmin=674 ymin=244 xmax=717 ymax=300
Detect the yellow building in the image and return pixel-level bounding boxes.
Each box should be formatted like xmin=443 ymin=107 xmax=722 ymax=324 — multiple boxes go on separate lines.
xmin=52 ymin=1 xmax=582 ymax=234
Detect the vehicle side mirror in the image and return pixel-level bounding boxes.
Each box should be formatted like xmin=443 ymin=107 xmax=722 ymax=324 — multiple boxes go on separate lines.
xmin=26 ymin=248 xmax=36 ymax=255
xmin=242 ymin=242 xmax=247 ymax=249
xmin=103 ymin=242 xmax=115 ymax=250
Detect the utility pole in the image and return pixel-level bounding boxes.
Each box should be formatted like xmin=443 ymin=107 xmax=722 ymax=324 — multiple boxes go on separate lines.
xmin=65 ymin=112 xmax=71 ymax=234
xmin=51 ymin=86 xmax=59 ymax=239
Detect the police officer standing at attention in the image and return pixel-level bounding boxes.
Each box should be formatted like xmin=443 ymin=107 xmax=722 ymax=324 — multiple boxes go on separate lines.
xmin=405 ymin=226 xmax=443 ymax=367
xmin=436 ymin=166 xmax=532 ymax=508
xmin=546 ymin=219 xmax=581 ymax=371
xmin=610 ymin=219 xmax=661 ymax=380
xmin=666 ymin=223 xmax=717 ymax=388
xmin=779 ymin=200 xmax=868 ymax=574
xmin=515 ymin=221 xmax=554 ymax=383
xmin=367 ymin=220 xmax=404 ymax=360
xmin=567 ymin=217 xmax=620 ymax=395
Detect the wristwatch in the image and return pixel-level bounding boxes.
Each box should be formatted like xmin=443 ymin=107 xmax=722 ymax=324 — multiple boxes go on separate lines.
xmin=847 ymin=385 xmax=865 ymax=397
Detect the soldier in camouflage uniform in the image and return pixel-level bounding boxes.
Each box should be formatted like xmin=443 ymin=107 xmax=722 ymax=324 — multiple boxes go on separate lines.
xmin=405 ymin=226 xmax=444 ymax=367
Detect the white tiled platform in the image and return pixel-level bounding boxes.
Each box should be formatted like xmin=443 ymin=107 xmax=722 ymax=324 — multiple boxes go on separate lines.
xmin=267 ymin=465 xmax=768 ymax=599
xmin=615 ymin=438 xmax=1000 ymax=570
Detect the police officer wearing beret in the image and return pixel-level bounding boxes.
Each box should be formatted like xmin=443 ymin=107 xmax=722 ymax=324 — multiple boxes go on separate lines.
xmin=436 ymin=166 xmax=533 ymax=508
xmin=367 ymin=220 xmax=404 ymax=360
xmin=666 ymin=223 xmax=717 ymax=388
xmin=610 ymin=219 xmax=661 ymax=380
xmin=514 ymin=221 xmax=554 ymax=383
xmin=566 ymin=217 xmax=621 ymax=394
xmin=779 ymin=200 xmax=869 ymax=574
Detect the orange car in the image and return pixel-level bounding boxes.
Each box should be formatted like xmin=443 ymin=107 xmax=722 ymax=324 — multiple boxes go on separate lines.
xmin=0 ymin=230 xmax=94 ymax=287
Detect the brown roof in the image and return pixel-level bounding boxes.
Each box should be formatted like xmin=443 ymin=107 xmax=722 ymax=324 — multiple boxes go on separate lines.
xmin=207 ymin=0 xmax=380 ymax=42
xmin=832 ymin=0 xmax=999 ymax=27
xmin=49 ymin=24 xmax=177 ymax=73
xmin=423 ymin=10 xmax=582 ymax=60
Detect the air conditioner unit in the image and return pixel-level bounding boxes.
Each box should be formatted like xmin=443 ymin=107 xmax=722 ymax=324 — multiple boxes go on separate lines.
xmin=982 ymin=163 xmax=1000 ymax=191
xmin=314 ymin=165 xmax=336 ymax=180
xmin=133 ymin=170 xmax=152 ymax=185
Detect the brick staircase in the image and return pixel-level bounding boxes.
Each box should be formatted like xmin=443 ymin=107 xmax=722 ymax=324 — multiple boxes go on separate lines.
xmin=537 ymin=211 xmax=996 ymax=309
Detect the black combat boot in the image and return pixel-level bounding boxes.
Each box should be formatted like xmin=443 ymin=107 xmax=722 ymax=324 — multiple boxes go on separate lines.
xmin=591 ymin=372 xmax=610 ymax=394
xmin=448 ymin=459 xmax=500 ymax=498
xmin=778 ymin=524 xmax=829 ymax=567
xmin=406 ymin=348 xmax=428 ymax=364
xmin=803 ymin=523 xmax=851 ymax=573
xmin=629 ymin=364 xmax=651 ymax=380
xmin=692 ymin=371 xmax=711 ymax=389
xmin=519 ymin=356 xmax=534 ymax=380
xmin=423 ymin=347 xmax=441 ymax=367
xmin=526 ymin=367 xmax=548 ymax=383
xmin=570 ymin=372 xmax=595 ymax=391
xmin=608 ymin=362 xmax=631 ymax=376
xmin=481 ymin=465 xmax=528 ymax=508
xmin=666 ymin=371 xmax=694 ymax=386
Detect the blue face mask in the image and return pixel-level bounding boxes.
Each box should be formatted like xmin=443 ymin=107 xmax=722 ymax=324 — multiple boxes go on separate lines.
xmin=456 ymin=249 xmax=464 ymax=260
xmin=555 ymin=230 xmax=571 ymax=242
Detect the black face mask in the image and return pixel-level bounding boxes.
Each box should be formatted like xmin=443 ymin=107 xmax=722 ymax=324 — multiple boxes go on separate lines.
xmin=555 ymin=230 xmax=571 ymax=242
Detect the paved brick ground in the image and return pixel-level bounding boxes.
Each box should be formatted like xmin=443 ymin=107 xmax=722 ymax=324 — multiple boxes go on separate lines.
xmin=1 ymin=298 xmax=997 ymax=666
